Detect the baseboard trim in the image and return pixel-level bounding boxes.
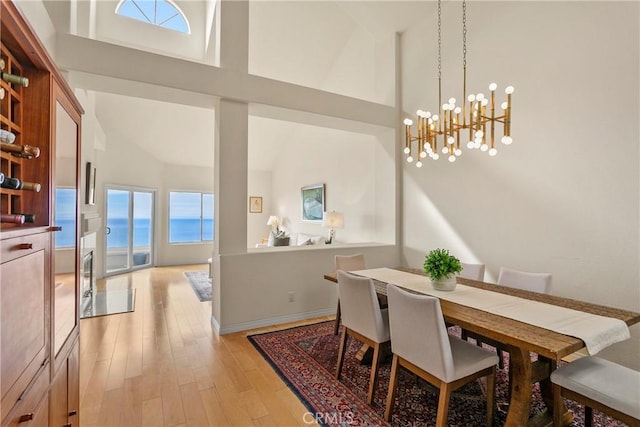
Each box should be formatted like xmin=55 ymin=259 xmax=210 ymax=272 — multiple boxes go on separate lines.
xmin=210 ymin=308 xmax=335 ymax=335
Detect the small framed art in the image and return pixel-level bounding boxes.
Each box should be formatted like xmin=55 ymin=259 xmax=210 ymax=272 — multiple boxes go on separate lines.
xmin=249 ymin=196 xmax=263 ymax=213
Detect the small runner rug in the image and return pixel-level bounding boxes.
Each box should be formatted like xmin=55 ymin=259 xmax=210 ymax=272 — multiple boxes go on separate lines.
xmin=183 ymin=271 xmax=212 ymax=302
xmin=248 ymin=320 xmax=623 ymax=427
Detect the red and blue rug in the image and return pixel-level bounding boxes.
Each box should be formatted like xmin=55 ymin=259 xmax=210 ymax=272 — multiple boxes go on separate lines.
xmin=248 ymin=321 xmax=624 ymax=426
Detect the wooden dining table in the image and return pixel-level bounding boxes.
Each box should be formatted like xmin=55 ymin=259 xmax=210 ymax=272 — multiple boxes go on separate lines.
xmin=324 ymin=267 xmax=640 ymax=427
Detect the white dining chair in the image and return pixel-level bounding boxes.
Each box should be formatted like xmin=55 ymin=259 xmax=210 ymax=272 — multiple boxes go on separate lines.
xmin=498 ymin=266 xmax=552 ymax=294
xmin=335 ymin=270 xmax=390 ymax=405
xmin=333 ymin=254 xmax=366 ymax=335
xmin=459 ymin=262 xmax=485 ymax=281
xmin=473 ymin=267 xmax=552 ymax=369
xmin=551 ymin=356 xmax=640 ymax=427
xmin=384 ymin=284 xmax=497 ymax=426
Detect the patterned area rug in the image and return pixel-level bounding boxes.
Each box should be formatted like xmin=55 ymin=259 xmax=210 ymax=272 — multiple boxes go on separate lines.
xmin=248 ymin=321 xmax=623 ymax=427
xmin=183 ymin=271 xmax=212 ymax=302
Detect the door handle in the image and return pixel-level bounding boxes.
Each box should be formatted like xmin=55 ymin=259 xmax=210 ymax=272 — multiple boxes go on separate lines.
xmin=106 ymin=226 xmax=111 ymax=235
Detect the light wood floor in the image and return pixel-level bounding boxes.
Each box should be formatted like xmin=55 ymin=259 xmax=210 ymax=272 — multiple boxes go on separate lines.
xmin=80 ymin=265 xmax=329 ymax=426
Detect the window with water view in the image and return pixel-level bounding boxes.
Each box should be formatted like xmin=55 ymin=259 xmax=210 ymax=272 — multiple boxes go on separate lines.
xmin=169 ymin=192 xmax=214 ymax=243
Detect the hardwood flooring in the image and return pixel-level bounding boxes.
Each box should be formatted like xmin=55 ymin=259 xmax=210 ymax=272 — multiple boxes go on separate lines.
xmin=80 ymin=265 xmax=328 ymax=426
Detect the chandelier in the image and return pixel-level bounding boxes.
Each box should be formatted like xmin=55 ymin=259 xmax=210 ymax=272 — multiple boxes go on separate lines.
xmin=403 ymin=0 xmax=514 ymax=167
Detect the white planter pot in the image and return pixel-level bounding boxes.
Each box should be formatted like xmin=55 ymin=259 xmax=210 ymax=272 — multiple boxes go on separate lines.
xmin=430 ymin=276 xmax=457 ymax=291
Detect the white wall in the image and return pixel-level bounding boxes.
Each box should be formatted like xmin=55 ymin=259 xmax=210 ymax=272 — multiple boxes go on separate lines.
xmin=248 ymin=1 xmax=393 ymax=105
xmin=217 ymin=244 xmax=398 ymax=333
xmin=247 ymin=170 xmax=272 ymax=246
xmin=268 ymin=121 xmax=395 ymax=244
xmin=402 ymin=1 xmax=640 ymax=369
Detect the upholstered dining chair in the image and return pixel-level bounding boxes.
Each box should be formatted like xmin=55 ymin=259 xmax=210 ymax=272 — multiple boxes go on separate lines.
xmin=333 ymin=254 xmax=366 ymax=335
xmin=497 ymin=266 xmax=552 ymax=294
xmin=459 ymin=262 xmax=485 ymax=281
xmin=469 ymin=267 xmax=552 ymax=369
xmin=384 ymin=284 xmax=497 ymax=426
xmin=335 ymin=270 xmax=390 ymax=405
xmin=551 ymin=356 xmax=640 ymax=427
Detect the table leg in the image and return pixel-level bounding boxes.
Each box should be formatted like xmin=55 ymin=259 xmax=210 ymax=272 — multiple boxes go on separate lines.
xmin=536 ymin=356 xmax=573 ymax=427
xmin=504 ymin=346 xmax=533 ymax=427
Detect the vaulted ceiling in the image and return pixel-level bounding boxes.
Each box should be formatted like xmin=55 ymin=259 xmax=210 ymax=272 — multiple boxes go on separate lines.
xmin=35 ymin=0 xmax=436 ymax=169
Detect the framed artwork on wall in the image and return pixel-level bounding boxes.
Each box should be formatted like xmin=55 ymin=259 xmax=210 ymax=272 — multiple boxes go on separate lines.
xmin=249 ymin=196 xmax=262 ymax=213
xmin=85 ymin=162 xmax=96 ymax=205
xmin=301 ymin=183 xmax=325 ymax=222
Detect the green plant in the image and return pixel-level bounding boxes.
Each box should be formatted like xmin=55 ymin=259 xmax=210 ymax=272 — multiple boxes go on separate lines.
xmin=423 ymin=248 xmax=462 ymax=281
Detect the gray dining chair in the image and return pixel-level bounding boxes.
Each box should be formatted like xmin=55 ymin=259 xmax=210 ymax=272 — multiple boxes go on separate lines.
xmin=384 ymin=284 xmax=498 ymax=426
xmin=459 ymin=262 xmax=485 ymax=281
xmin=333 ymin=254 xmax=366 ymax=335
xmin=335 ymin=270 xmax=390 ymax=405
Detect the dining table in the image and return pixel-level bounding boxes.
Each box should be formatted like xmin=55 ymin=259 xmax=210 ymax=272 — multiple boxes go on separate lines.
xmin=324 ymin=267 xmax=640 ymax=427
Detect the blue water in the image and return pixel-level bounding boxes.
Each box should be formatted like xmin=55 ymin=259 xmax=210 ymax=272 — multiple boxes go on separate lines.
xmin=106 ymin=217 xmax=213 ymax=247
xmin=55 ymin=217 xmax=214 ymax=248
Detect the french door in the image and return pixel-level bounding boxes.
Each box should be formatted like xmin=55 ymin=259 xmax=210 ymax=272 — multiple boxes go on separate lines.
xmin=105 ymin=186 xmax=155 ymax=275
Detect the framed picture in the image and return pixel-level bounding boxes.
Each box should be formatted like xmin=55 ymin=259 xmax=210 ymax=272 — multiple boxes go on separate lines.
xmin=301 ymin=183 xmax=325 ymax=222
xmin=85 ymin=162 xmax=96 ymax=205
xmin=249 ymin=196 xmax=263 ymax=213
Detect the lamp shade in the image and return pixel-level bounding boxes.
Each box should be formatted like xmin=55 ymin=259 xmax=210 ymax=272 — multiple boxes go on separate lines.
xmin=322 ymin=211 xmax=344 ymax=229
xmin=266 ymin=216 xmax=280 ymax=227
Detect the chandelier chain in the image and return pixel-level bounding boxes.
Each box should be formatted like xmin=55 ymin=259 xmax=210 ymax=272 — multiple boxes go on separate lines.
xmin=437 ymin=0 xmax=441 ymax=79
xmin=462 ymin=0 xmax=467 ymax=69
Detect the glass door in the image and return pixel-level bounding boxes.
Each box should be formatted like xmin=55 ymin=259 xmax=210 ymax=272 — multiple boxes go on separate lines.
xmin=105 ymin=187 xmax=154 ymax=275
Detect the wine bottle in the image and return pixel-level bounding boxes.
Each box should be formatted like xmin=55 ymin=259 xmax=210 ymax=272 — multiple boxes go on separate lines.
xmin=0 ymin=213 xmax=25 ymax=224
xmin=0 ymin=172 xmax=4 ymax=184
xmin=0 ymin=129 xmax=16 ymax=144
xmin=0 ymin=177 xmax=41 ymax=192
xmin=12 ymin=213 xmax=35 ymax=223
xmin=0 ymin=59 xmax=29 ymax=87
xmin=0 ymin=87 xmax=4 ymax=100
xmin=0 ymin=142 xmax=40 ymax=158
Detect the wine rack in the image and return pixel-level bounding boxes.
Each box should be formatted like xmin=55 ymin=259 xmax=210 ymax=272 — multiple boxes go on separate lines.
xmin=0 ymin=40 xmax=48 ymax=230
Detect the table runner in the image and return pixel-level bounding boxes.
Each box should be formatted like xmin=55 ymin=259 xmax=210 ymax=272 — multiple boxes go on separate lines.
xmin=352 ymin=268 xmax=630 ymax=355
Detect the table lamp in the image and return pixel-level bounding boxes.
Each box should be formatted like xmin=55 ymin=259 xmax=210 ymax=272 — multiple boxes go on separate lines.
xmin=322 ymin=211 xmax=344 ymax=244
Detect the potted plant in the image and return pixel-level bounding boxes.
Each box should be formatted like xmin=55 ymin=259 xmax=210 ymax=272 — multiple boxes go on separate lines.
xmin=423 ymin=248 xmax=462 ymax=291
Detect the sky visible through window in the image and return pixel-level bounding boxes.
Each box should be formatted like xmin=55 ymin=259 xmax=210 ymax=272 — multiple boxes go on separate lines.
xmin=116 ymin=0 xmax=189 ymax=34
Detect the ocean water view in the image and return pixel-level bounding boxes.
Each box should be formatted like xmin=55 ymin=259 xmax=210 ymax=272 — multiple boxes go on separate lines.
xmin=106 ymin=217 xmax=213 ymax=247
xmin=54 ymin=218 xmax=214 ymax=249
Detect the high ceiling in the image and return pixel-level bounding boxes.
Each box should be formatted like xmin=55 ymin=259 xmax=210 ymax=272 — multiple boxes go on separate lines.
xmin=37 ymin=1 xmax=437 ymax=170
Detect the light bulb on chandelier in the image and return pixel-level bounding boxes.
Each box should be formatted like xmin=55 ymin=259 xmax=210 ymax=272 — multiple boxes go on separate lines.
xmin=401 ymin=0 xmax=514 ymax=168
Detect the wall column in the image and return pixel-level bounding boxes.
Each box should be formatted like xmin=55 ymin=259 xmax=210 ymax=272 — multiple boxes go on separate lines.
xmin=212 ymin=0 xmax=249 ymax=328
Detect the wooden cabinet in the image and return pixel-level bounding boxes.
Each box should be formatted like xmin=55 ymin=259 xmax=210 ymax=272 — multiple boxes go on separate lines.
xmin=0 ymin=1 xmax=83 ymax=426
xmin=0 ymin=233 xmax=49 ymax=420
xmin=50 ymin=339 xmax=79 ymax=427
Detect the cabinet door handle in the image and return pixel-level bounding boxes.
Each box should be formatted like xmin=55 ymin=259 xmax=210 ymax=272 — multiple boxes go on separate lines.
xmin=18 ymin=413 xmax=34 ymax=423
xmin=50 ymin=226 xmax=63 ymax=232
xmin=69 ymin=410 xmax=78 ymax=416
xmin=16 ymin=243 xmax=33 ymax=250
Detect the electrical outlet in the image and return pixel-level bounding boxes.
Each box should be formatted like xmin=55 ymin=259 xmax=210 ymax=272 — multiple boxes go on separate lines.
xmin=288 ymin=291 xmax=295 ymax=302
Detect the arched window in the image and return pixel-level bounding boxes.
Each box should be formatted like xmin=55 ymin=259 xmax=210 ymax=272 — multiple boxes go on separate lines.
xmin=116 ymin=0 xmax=190 ymax=34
